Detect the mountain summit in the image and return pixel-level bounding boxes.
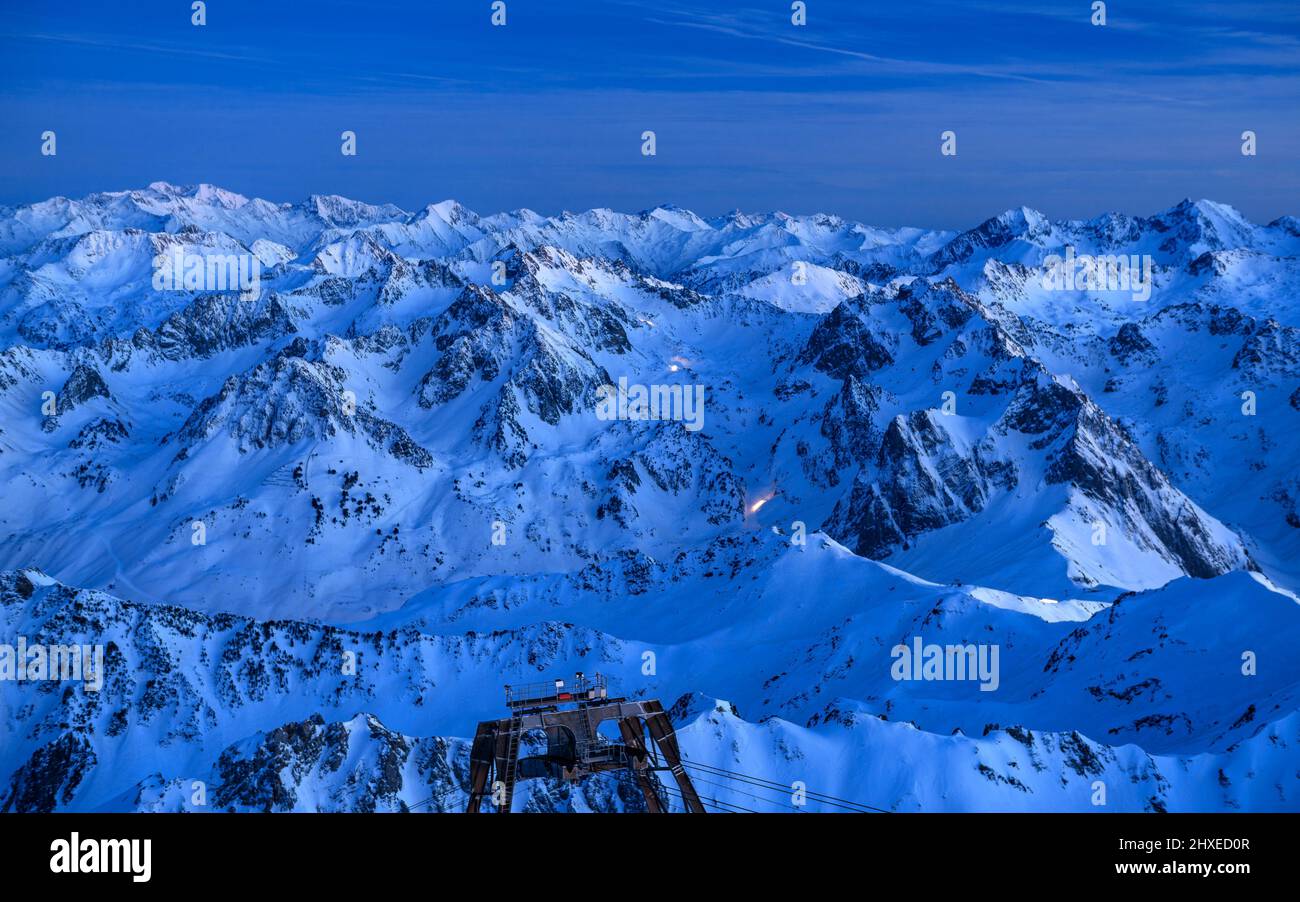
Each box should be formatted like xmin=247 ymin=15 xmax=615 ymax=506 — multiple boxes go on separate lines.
xmin=0 ymin=185 xmax=1297 ymax=812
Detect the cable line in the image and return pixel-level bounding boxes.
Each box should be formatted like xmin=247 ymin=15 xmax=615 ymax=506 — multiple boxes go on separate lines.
xmin=677 ymin=758 xmax=890 ymax=813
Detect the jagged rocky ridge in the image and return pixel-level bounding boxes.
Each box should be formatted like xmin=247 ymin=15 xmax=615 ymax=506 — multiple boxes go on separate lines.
xmin=0 ymin=184 xmax=1298 ymax=811
xmin=4 ymin=562 xmax=1298 ymax=812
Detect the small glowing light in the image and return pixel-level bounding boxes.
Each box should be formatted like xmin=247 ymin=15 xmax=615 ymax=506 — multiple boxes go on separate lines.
xmin=749 ymin=496 xmax=771 ymax=514
xmin=669 ymin=364 xmax=679 ymax=372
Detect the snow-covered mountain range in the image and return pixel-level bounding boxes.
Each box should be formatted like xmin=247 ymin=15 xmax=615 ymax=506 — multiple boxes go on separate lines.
xmin=1 ymin=182 xmax=1297 ymax=812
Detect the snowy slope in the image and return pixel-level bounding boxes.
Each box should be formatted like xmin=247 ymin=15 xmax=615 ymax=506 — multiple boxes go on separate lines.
xmin=3 ymin=562 xmax=1297 ymax=812
xmin=0 ymin=185 xmax=1297 ymax=812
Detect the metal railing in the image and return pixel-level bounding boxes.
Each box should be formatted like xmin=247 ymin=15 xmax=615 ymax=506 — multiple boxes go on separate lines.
xmin=575 ymin=738 xmax=630 ymax=766
xmin=504 ymin=672 xmax=609 ymax=709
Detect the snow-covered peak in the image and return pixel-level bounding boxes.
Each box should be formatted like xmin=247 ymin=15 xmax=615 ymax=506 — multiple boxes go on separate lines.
xmin=0 ymin=182 xmax=1297 ymax=815
xmin=307 ymin=193 xmax=407 ymax=227
xmin=642 ymin=204 xmax=712 ymax=231
xmin=1147 ymin=197 xmax=1261 ymax=254
xmin=419 ymin=197 xmax=468 ymax=219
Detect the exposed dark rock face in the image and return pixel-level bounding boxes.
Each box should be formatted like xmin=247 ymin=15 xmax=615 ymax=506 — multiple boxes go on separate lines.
xmin=897 ymin=280 xmax=976 ymax=346
xmin=1 ymin=187 xmax=1294 ymax=813
xmin=176 ymin=341 xmax=431 ymax=467
xmin=215 ymin=713 xmax=405 ymax=812
xmin=0 ymin=568 xmax=632 ymax=811
xmin=68 ymin=417 xmax=129 ymax=450
xmin=417 ymin=284 xmax=513 ymax=407
xmin=799 ymin=296 xmax=896 ymax=379
xmin=415 ymin=280 xmax=613 ymax=467
xmin=147 ymin=291 xmax=297 ymax=360
xmin=1108 ymin=322 xmax=1156 ymax=364
xmin=929 ymin=208 xmax=1053 ymax=269
xmin=825 ymin=410 xmax=1016 ymax=557
xmin=57 ymin=363 xmax=111 ymax=414
xmin=790 ymin=281 xmax=1252 ymax=579
xmin=1043 ymin=398 xmax=1251 ymax=579
xmin=1 ymin=731 xmax=97 ymax=813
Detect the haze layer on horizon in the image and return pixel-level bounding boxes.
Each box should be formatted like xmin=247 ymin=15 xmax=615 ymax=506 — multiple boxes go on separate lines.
xmin=1 ymin=0 xmax=1297 ymax=228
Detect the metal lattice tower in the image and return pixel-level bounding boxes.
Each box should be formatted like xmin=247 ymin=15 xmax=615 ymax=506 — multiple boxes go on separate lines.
xmin=464 ymin=673 xmax=706 ymax=813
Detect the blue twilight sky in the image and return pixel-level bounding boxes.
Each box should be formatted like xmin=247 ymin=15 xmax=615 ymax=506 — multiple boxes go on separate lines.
xmin=0 ymin=0 xmax=1297 ymax=228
